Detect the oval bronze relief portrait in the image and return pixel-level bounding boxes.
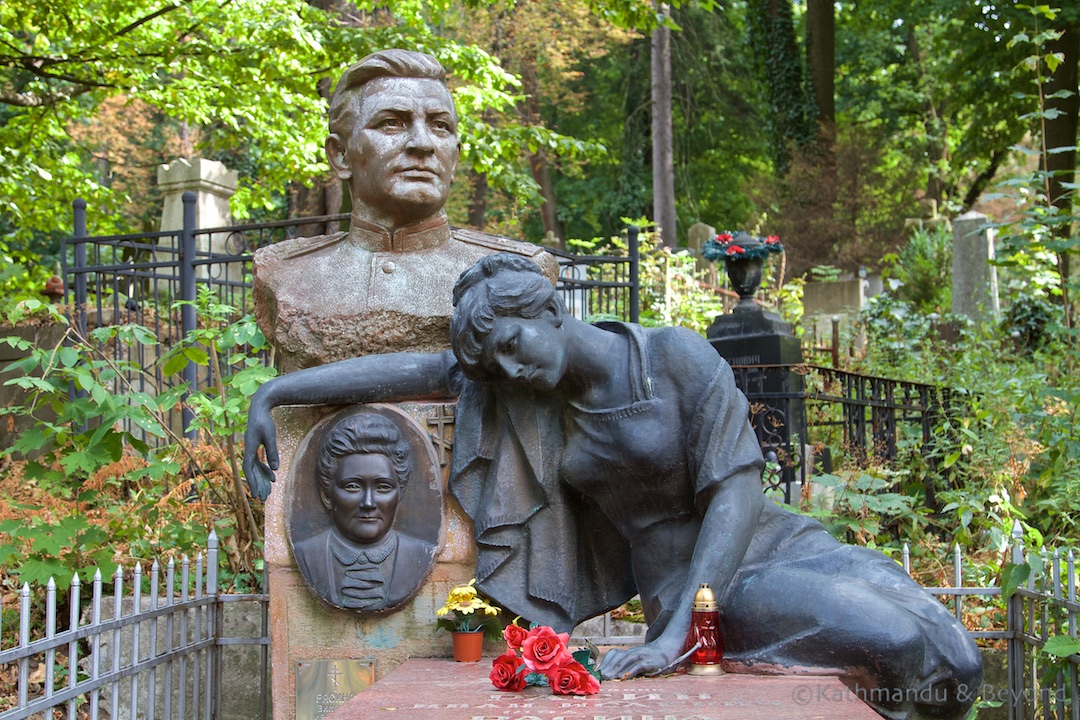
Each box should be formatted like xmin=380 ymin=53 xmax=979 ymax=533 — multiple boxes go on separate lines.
xmin=285 ymin=405 xmax=442 ymax=613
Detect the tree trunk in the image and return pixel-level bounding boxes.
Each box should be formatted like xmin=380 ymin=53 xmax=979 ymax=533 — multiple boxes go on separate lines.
xmin=289 ymin=75 xmax=342 ymax=236
xmin=527 ymin=151 xmax=565 ymax=248
xmin=804 ymin=0 xmax=837 ymax=254
xmin=519 ymin=64 xmax=565 ymax=246
xmin=290 ymin=173 xmax=342 ymax=236
xmin=467 ymin=170 xmax=488 ymax=230
xmin=652 ymin=4 xmax=676 ymax=247
xmin=748 ymin=0 xmax=812 ymax=173
xmin=805 ymin=0 xmax=834 ymax=130
xmin=1043 ymin=19 xmax=1079 ymax=327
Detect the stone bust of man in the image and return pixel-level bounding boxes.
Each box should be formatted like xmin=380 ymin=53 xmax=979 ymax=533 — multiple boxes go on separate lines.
xmin=292 ymin=412 xmax=436 ymax=611
xmin=253 ymin=49 xmax=557 ymax=371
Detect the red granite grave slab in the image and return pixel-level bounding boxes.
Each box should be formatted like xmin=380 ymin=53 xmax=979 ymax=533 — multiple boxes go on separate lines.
xmin=324 ymin=659 xmax=880 ymax=720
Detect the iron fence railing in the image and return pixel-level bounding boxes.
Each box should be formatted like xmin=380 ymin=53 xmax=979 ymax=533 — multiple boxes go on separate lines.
xmin=732 ymin=364 xmax=957 ymax=504
xmin=0 ymin=532 xmax=268 ymax=720
xmin=546 ymin=226 xmax=640 ymax=324
xmin=3 ymin=523 xmax=1073 ymax=720
xmin=61 ymin=196 xmax=639 ymax=444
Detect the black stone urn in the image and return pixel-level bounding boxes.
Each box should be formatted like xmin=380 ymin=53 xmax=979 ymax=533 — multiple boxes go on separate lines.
xmin=725 ymin=253 xmax=765 ymax=310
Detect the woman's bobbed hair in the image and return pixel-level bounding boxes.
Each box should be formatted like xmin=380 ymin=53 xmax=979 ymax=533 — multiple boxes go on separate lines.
xmin=450 ymin=253 xmax=562 ymax=381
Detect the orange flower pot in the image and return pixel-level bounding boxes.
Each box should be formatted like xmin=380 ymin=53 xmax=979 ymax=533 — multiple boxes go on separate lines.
xmin=452 ymin=631 xmax=484 ymax=662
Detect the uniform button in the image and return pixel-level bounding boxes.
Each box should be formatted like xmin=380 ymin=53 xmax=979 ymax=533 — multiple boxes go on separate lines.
xmin=382 ymin=261 xmax=396 ymax=274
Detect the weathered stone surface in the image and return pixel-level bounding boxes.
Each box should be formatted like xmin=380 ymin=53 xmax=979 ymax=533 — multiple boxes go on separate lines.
xmin=952 ymin=211 xmax=1000 ymax=324
xmin=253 ymin=222 xmax=557 ymax=372
xmin=325 ymin=658 xmax=881 ymax=720
xmin=158 ymin=157 xmax=237 ymax=233
xmin=687 ymin=221 xmax=718 ymax=282
xmin=266 ymin=403 xmax=478 ymax=720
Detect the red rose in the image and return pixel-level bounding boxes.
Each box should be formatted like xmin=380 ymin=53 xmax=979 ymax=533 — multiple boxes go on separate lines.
xmin=726 ymin=244 xmax=745 ymax=255
xmin=547 ymin=660 xmax=600 ymax=696
xmin=490 ymin=649 xmax=528 ymax=692
xmin=503 ymin=624 xmax=529 ymax=651
xmin=716 ymin=233 xmax=733 ymax=243
xmin=765 ymin=235 xmax=780 ymax=244
xmin=521 ymin=626 xmax=572 ymax=672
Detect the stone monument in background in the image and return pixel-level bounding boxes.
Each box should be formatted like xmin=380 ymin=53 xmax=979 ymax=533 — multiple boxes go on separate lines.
xmin=249 ymin=50 xmax=555 ymax=720
xmin=158 ymin=157 xmax=239 ymax=281
xmin=952 ymin=210 xmax=1000 ymax=324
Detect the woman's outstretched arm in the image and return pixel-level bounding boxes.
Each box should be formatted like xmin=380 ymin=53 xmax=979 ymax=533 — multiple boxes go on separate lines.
xmin=243 ymin=350 xmax=460 ymax=499
xmin=598 ymin=471 xmax=763 ymax=679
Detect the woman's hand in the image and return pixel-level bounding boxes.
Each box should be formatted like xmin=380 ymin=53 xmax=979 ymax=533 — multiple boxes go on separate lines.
xmin=599 ymin=633 xmax=685 ymax=680
xmin=243 ymin=391 xmax=279 ymax=501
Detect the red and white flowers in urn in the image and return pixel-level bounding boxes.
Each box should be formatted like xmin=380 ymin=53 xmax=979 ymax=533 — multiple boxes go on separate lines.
xmin=489 ymin=621 xmax=601 ymax=696
xmin=702 ymin=231 xmax=785 ymax=262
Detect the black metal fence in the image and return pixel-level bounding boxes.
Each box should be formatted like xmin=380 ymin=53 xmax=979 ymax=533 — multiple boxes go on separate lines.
xmin=61 ymin=195 xmax=639 ymax=443
xmin=60 ymin=196 xmax=954 ymax=495
xmin=732 ymin=363 xmax=956 ymax=503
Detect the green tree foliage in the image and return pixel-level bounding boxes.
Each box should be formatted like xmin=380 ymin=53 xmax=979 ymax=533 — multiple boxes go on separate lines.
xmin=0 ymin=295 xmax=274 ymax=585
xmin=0 ymin=0 xmax=616 ymax=254
xmin=535 ymin=1 xmax=768 ymax=245
xmin=881 ymin=225 xmax=952 ymax=313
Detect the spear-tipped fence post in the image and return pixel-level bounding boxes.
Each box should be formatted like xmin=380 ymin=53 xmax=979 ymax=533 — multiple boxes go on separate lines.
xmin=1008 ymin=520 xmax=1025 ymax=720
xmin=628 ymin=225 xmax=640 ymax=324
xmin=67 ymin=573 xmax=81 ymax=720
xmin=180 ymin=190 xmax=199 ymax=441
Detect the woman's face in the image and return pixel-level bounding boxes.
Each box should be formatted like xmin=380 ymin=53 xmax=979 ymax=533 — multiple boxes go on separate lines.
xmin=327 ymin=453 xmax=400 ymax=545
xmin=481 ymin=313 xmax=569 ymax=391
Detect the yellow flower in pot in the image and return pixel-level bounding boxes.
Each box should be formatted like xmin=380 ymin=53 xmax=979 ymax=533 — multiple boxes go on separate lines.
xmin=436 ymin=579 xmax=503 ymax=661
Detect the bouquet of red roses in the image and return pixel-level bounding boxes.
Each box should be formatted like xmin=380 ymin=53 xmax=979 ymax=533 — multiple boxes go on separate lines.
xmin=489 ymin=622 xmax=601 ymax=696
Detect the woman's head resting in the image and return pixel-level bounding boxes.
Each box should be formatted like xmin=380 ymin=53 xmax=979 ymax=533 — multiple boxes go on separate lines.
xmin=451 ymin=253 xmax=569 ymax=388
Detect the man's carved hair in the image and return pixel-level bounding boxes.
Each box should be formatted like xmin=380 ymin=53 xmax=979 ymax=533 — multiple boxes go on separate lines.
xmin=328 ymin=50 xmax=453 ymax=138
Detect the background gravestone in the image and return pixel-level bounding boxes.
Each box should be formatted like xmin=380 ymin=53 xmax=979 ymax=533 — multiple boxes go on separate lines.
xmin=951 ymin=210 xmax=1000 ymax=324
xmin=687 ymin=221 xmax=718 ymax=285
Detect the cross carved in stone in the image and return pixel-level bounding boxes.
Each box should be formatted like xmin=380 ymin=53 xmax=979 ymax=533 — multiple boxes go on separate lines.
xmin=425 ymin=404 xmax=456 ymax=466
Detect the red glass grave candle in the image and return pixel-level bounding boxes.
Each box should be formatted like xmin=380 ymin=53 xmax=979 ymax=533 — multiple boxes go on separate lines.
xmin=686 ymin=583 xmax=724 ymax=675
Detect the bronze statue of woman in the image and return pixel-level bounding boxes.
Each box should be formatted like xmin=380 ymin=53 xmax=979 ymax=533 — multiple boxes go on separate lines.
xmin=244 ymin=253 xmax=981 ymax=720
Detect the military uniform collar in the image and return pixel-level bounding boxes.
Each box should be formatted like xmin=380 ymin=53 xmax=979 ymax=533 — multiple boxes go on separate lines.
xmin=348 ymin=211 xmax=451 ymax=252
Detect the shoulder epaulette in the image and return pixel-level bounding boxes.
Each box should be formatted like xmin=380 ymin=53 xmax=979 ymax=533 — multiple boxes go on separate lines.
xmin=270 ymin=231 xmax=348 ymax=261
xmin=451 ymin=227 xmax=546 ymax=257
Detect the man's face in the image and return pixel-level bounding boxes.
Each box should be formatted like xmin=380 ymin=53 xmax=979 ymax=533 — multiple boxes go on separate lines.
xmin=329 ymin=76 xmax=460 ymax=227
xmin=326 ymin=453 xmax=401 ymax=546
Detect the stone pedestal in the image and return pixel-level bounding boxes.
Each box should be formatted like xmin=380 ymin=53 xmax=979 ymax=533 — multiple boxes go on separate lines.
xmin=158 ymin=157 xmax=238 ymax=233
xmin=952 ymin=211 xmax=1000 ymax=324
xmin=266 ymin=404 xmax=478 ymax=720
xmin=706 ymin=305 xmax=802 ymax=367
xmin=324 ymin=658 xmax=880 ymax=720
xmin=707 ymin=305 xmax=806 ymax=501
xmin=802 ymin=277 xmax=866 ymax=344
xmin=158 ymin=158 xmax=239 ymax=279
